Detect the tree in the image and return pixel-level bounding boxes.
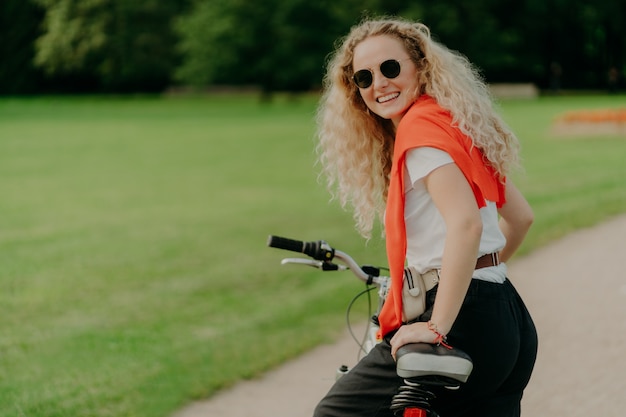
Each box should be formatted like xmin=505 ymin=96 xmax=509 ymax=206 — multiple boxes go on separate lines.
xmin=174 ymin=0 xmax=271 ymax=89
xmin=18 ymin=0 xmax=626 ymax=93
xmin=0 ymin=0 xmax=45 ymax=94
xmin=174 ymin=0 xmax=381 ymax=94
xmin=392 ymin=0 xmax=626 ymax=90
xmin=33 ymin=0 xmax=190 ymax=92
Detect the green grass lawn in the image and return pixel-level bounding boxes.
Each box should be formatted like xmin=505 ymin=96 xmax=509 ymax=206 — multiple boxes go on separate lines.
xmin=0 ymin=93 xmax=624 ymax=417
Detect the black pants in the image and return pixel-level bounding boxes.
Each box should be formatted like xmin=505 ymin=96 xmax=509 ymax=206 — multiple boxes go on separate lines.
xmin=313 ymin=279 xmax=538 ymax=417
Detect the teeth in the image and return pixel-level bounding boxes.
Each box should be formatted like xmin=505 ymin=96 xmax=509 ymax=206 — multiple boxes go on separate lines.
xmin=378 ymin=93 xmax=399 ymax=103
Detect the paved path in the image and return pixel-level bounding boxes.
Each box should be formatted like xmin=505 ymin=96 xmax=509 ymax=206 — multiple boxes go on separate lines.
xmin=172 ymin=215 xmax=626 ymax=417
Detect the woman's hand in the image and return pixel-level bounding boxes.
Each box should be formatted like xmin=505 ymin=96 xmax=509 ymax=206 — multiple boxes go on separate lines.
xmin=389 ymin=322 xmax=437 ymax=360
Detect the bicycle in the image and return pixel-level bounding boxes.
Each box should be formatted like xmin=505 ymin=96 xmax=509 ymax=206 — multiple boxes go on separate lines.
xmin=267 ymin=235 xmax=474 ymax=417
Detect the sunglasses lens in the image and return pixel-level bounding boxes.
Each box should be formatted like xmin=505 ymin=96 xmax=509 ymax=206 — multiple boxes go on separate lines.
xmin=380 ymin=60 xmax=401 ymax=79
xmin=352 ymin=60 xmax=402 ymax=89
xmin=353 ymin=70 xmax=373 ymax=89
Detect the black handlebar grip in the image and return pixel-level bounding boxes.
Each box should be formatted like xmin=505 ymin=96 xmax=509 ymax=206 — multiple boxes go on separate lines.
xmin=267 ymin=235 xmax=335 ymax=261
xmin=267 ymin=235 xmax=306 ymax=253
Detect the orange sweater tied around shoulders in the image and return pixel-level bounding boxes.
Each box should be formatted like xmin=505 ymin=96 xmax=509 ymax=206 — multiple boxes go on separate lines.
xmin=377 ymin=95 xmax=506 ymax=339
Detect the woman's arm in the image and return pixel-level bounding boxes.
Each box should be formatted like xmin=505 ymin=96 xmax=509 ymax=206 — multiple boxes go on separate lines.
xmin=390 ymin=163 xmax=482 ymax=358
xmin=498 ymin=180 xmax=534 ymax=263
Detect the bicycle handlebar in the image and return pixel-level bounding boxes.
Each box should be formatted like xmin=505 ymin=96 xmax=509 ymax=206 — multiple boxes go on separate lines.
xmin=267 ymin=235 xmax=389 ymax=286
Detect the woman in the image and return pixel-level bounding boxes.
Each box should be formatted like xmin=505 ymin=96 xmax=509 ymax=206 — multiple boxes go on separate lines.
xmin=314 ymin=17 xmax=538 ymax=417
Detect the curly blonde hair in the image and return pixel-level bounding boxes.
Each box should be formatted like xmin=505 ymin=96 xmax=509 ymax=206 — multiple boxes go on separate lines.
xmin=316 ymin=17 xmax=520 ymax=239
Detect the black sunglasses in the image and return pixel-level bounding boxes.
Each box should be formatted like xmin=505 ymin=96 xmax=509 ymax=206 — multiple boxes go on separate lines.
xmin=352 ymin=59 xmax=404 ymax=89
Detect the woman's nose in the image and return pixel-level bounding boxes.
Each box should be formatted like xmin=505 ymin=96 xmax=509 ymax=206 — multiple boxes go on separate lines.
xmin=372 ymin=71 xmax=390 ymax=89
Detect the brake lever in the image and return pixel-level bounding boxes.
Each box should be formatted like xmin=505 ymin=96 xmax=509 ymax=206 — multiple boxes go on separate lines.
xmin=280 ymin=258 xmax=348 ymax=271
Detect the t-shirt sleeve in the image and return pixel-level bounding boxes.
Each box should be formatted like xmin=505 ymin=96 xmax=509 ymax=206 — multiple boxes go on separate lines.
xmin=405 ymin=147 xmax=454 ymax=185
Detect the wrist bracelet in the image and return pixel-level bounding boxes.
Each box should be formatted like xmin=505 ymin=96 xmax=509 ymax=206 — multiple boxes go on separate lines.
xmin=427 ymin=320 xmax=452 ymax=349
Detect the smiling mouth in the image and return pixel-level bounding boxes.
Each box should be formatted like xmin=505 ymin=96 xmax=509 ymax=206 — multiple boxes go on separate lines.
xmin=377 ymin=92 xmax=400 ymax=103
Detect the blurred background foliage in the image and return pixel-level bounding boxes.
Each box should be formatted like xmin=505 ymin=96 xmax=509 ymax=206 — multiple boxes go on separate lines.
xmin=0 ymin=0 xmax=625 ymax=95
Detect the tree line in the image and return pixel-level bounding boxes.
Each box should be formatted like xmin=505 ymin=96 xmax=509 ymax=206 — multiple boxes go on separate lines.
xmin=1 ymin=0 xmax=624 ymax=95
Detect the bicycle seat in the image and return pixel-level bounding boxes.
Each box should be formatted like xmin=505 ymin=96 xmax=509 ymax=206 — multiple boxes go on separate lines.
xmin=395 ymin=343 xmax=473 ymax=383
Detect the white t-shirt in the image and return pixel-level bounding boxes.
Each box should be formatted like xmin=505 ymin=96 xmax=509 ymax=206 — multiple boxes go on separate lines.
xmin=404 ymin=147 xmax=507 ymax=283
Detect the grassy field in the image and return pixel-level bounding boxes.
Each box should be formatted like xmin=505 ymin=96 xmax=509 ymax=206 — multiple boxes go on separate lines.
xmin=0 ymin=93 xmax=624 ymax=417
